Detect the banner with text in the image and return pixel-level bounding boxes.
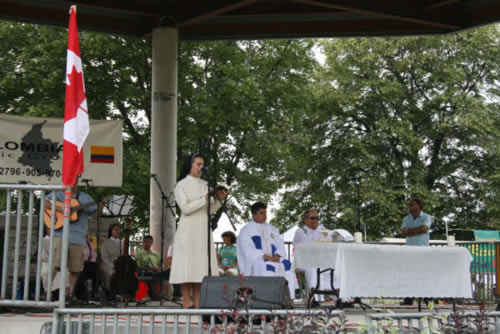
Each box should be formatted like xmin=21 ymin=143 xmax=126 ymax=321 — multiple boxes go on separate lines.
xmin=0 ymin=114 xmax=122 ymax=187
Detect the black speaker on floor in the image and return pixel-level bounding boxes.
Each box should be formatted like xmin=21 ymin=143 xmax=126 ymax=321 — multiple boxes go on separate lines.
xmin=200 ymin=276 xmax=291 ymax=309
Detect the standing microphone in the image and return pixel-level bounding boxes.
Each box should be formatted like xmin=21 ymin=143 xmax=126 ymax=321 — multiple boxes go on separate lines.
xmin=199 ymin=167 xmax=207 ymax=173
xmin=81 ymin=178 xmax=93 ymax=186
xmin=151 ymin=173 xmax=157 ymax=178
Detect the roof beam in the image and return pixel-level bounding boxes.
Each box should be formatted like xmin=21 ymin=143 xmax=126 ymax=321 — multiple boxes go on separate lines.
xmin=178 ymin=0 xmax=264 ymax=28
xmin=48 ymin=0 xmax=159 ymax=17
xmin=179 ymin=18 xmax=449 ymax=40
xmin=290 ymin=0 xmax=460 ymax=30
xmin=424 ymin=0 xmax=459 ymax=11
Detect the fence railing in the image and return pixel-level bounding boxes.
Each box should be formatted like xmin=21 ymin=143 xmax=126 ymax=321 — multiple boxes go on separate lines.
xmin=48 ymin=308 xmax=345 ymax=334
xmin=47 ymin=309 xmax=500 ymax=334
xmin=0 ymin=184 xmax=68 ymax=309
xmin=458 ymin=242 xmax=498 ymax=302
xmin=365 ymin=311 xmax=500 ymax=334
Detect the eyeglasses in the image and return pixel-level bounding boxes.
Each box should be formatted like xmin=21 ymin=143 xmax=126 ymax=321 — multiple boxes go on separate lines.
xmin=306 ymin=216 xmax=319 ymax=221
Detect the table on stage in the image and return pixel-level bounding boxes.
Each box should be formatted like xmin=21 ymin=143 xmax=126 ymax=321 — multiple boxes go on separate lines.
xmin=293 ymin=242 xmax=473 ymax=300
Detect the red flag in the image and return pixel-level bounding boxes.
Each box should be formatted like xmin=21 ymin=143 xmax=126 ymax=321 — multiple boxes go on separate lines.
xmin=62 ymin=5 xmax=89 ymax=186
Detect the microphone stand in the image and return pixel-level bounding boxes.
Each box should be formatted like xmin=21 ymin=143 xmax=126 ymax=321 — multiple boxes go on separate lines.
xmin=150 ymin=174 xmax=176 ymax=303
xmin=214 ymin=195 xmax=237 ymax=232
xmin=81 ymin=178 xmax=101 ymax=302
xmin=205 ymin=169 xmax=213 ymax=277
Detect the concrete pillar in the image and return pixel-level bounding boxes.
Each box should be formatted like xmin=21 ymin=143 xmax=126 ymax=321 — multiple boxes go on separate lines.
xmin=150 ymin=27 xmax=178 ymax=257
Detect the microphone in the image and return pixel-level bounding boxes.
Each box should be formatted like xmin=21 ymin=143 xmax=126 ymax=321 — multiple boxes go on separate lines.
xmin=81 ymin=178 xmax=93 ymax=186
xmin=151 ymin=173 xmax=157 ymax=178
xmin=199 ymin=167 xmax=207 ymax=173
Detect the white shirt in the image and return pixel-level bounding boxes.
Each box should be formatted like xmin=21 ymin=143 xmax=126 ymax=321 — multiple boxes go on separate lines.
xmin=293 ymin=224 xmax=327 ymax=245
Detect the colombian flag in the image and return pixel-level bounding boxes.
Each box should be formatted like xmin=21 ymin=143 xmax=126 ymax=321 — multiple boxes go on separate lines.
xmin=90 ymin=145 xmax=114 ymax=164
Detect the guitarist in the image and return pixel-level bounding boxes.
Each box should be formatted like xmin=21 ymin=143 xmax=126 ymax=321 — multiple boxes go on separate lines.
xmin=44 ymin=176 xmax=102 ymax=301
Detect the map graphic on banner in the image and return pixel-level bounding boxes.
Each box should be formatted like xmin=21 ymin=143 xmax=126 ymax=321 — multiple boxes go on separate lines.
xmin=0 ymin=114 xmax=122 ymax=187
xmin=18 ymin=120 xmax=60 ymax=179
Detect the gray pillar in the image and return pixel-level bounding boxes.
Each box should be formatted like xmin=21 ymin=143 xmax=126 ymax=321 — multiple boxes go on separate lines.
xmin=150 ymin=27 xmax=178 ymax=257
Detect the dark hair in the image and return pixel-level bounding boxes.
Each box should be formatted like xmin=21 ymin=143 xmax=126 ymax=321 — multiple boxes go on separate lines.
xmin=178 ymin=153 xmax=203 ymax=181
xmin=409 ymin=197 xmax=423 ymax=210
xmin=143 ymin=235 xmax=153 ymax=242
xmin=251 ymin=202 xmax=267 ymax=215
xmin=303 ymin=209 xmax=316 ymax=218
xmin=221 ymin=231 xmax=237 ymax=245
xmin=107 ymin=223 xmax=120 ymax=238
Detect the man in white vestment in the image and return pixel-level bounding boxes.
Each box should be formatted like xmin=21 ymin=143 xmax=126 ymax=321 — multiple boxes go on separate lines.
xmin=237 ymin=202 xmax=297 ymax=298
xmin=293 ymin=209 xmax=336 ymax=302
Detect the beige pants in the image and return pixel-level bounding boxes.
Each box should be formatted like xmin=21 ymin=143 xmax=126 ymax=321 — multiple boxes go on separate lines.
xmin=218 ymin=267 xmax=239 ymax=276
xmin=53 ymin=237 xmax=84 ymax=273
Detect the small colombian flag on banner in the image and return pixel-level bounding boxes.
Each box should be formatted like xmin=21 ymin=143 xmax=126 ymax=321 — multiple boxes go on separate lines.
xmin=90 ymin=145 xmax=115 ymax=164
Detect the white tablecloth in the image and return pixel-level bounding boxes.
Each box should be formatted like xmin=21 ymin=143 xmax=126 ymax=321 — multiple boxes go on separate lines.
xmin=293 ymin=242 xmax=341 ymax=269
xmin=293 ymin=243 xmax=473 ymax=299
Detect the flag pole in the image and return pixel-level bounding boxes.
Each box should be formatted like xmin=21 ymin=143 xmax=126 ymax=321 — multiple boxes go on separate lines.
xmin=59 ymin=186 xmax=72 ymax=307
xmin=60 ymin=3 xmax=89 ymax=307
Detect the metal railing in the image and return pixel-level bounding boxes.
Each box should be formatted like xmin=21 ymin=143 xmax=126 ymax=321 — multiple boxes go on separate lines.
xmin=48 ymin=308 xmax=345 ymax=334
xmin=365 ymin=311 xmax=500 ymax=334
xmin=214 ymin=241 xmax=294 ymax=261
xmin=0 ymin=184 xmax=68 ymax=309
xmin=458 ymin=241 xmax=498 ymax=302
xmin=47 ymin=309 xmax=500 ymax=334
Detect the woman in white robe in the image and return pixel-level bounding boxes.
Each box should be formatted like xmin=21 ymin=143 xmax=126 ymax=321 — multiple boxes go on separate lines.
xmin=100 ymin=223 xmax=122 ymax=291
xmin=170 ymin=154 xmax=227 ymax=309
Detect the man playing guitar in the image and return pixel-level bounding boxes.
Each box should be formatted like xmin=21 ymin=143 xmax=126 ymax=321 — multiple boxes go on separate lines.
xmin=44 ymin=176 xmax=102 ymax=301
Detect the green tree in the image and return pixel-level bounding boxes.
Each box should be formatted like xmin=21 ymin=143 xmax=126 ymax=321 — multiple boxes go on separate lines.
xmin=274 ymin=26 xmax=500 ymax=238
xmin=0 ymin=21 xmax=152 ymax=224
xmin=0 ymin=21 xmax=317 ymax=227
xmin=178 ymin=40 xmax=316 ymax=223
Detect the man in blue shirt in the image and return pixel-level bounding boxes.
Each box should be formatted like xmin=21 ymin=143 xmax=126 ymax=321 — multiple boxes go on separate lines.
xmin=401 ymin=198 xmax=432 ymax=246
xmin=400 ymin=197 xmax=432 ymax=305
xmin=45 ymin=178 xmax=100 ymax=300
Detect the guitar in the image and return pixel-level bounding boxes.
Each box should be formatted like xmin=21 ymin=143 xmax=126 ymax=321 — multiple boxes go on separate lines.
xmin=43 ymin=199 xmax=99 ymax=230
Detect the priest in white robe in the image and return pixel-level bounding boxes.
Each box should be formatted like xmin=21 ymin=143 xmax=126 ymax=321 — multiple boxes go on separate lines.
xmin=237 ymin=202 xmax=297 ymax=299
xmin=293 ymin=209 xmax=335 ymax=302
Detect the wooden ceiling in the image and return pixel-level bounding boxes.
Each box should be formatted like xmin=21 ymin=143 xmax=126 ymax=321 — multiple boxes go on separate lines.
xmin=0 ymin=0 xmax=499 ymax=39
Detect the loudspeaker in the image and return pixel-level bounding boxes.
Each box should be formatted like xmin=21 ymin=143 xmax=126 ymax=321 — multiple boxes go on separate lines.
xmin=200 ymin=276 xmax=291 ymax=309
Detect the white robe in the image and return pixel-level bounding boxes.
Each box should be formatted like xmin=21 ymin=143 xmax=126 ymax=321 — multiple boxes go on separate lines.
xmin=100 ymin=237 xmax=123 ymax=290
xmin=41 ymin=236 xmax=69 ymax=292
xmin=293 ymin=225 xmax=336 ymax=300
xmin=237 ymin=220 xmax=297 ymax=298
xmin=170 ymin=175 xmax=221 ymax=284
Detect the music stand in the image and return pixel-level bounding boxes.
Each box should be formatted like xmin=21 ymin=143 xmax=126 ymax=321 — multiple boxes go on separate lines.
xmin=102 ymin=195 xmax=135 ymax=218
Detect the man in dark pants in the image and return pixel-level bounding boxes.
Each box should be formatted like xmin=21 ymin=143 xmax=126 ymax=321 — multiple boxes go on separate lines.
xmin=400 ymin=197 xmax=432 ymax=305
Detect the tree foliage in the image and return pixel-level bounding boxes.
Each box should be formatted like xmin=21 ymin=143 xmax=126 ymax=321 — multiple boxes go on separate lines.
xmin=178 ymin=40 xmax=316 ymax=222
xmin=273 ymin=26 xmax=500 ymax=238
xmin=0 ymin=20 xmax=498 ymax=238
xmin=0 ymin=21 xmax=317 ymax=227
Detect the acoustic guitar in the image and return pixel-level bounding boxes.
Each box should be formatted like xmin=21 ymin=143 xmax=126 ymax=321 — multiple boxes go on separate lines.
xmin=43 ymin=199 xmax=99 ymax=230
